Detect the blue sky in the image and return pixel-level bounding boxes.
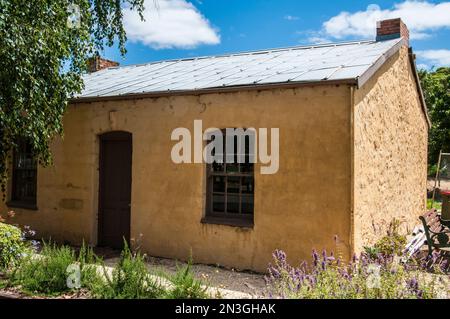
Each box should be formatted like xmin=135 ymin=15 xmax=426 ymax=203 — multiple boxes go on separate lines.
xmin=103 ymin=0 xmax=450 ymax=69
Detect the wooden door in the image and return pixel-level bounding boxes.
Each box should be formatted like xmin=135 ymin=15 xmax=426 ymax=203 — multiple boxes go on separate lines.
xmin=98 ymin=131 xmax=132 ymax=249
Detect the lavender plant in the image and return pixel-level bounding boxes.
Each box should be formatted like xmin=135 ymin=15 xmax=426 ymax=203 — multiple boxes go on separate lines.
xmin=266 ymin=249 xmax=444 ymax=299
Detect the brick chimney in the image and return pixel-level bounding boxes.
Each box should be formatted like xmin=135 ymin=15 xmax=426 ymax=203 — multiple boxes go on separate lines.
xmin=87 ymin=56 xmax=119 ymax=73
xmin=376 ymin=18 xmax=410 ymax=46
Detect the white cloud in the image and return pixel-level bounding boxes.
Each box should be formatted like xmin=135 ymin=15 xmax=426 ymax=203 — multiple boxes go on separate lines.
xmin=416 ymin=50 xmax=450 ymax=67
xmin=284 ymin=15 xmax=299 ymax=21
xmin=416 ymin=63 xmax=431 ymax=70
xmin=123 ymin=0 xmax=220 ymax=49
xmin=322 ymin=1 xmax=450 ymax=40
xmin=306 ymin=36 xmax=332 ymax=44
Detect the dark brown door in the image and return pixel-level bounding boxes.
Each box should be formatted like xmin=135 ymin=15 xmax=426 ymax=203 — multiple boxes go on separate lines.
xmin=98 ymin=131 xmax=132 ymax=249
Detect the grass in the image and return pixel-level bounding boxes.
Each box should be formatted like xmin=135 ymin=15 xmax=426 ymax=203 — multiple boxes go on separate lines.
xmin=427 ymin=199 xmax=442 ymax=211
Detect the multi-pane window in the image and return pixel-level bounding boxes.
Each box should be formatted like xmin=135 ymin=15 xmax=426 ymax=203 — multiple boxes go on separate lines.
xmin=11 ymin=141 xmax=37 ymax=206
xmin=205 ymin=130 xmax=254 ymax=225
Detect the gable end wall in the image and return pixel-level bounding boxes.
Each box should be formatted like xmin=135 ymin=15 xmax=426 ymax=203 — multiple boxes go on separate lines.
xmin=352 ymin=46 xmax=428 ymax=251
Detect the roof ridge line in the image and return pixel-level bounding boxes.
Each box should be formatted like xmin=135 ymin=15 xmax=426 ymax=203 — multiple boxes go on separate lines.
xmin=104 ymin=39 xmax=376 ymax=70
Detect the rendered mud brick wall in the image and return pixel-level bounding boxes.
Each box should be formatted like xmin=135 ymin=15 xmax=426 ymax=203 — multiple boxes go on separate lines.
xmin=352 ymin=46 xmax=428 ymax=251
xmin=0 ymin=85 xmax=352 ymax=272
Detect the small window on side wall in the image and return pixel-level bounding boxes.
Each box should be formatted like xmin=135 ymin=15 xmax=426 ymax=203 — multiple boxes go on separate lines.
xmin=10 ymin=140 xmax=37 ymax=207
xmin=204 ymin=129 xmax=255 ymax=227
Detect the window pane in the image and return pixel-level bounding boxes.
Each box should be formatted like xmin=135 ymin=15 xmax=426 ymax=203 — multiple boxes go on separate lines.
xmin=15 ymin=170 xmax=36 ymax=200
xmin=212 ymin=162 xmax=224 ymax=172
xmin=226 ymin=163 xmax=239 ymax=173
xmin=240 ymin=163 xmax=254 ymax=173
xmin=227 ymin=177 xmax=240 ymax=194
xmin=241 ymin=196 xmax=254 ymax=215
xmin=13 ymin=140 xmax=37 ymax=204
xmin=241 ymin=177 xmax=254 ymax=194
xmin=212 ymin=176 xmax=225 ymax=192
xmin=227 ymin=195 xmax=239 ymax=214
xmin=206 ymin=128 xmax=255 ymax=222
xmin=16 ymin=156 xmax=34 ymax=169
xmin=212 ymin=194 xmax=225 ymax=212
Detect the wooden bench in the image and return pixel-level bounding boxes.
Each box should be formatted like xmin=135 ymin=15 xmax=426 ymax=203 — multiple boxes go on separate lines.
xmin=419 ymin=209 xmax=450 ymax=256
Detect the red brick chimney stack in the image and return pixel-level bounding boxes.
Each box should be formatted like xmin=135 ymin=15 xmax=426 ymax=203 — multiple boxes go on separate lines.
xmin=87 ymin=56 xmax=119 ymax=73
xmin=376 ymin=18 xmax=410 ymax=47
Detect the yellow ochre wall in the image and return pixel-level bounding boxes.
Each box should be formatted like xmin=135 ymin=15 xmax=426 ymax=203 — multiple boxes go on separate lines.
xmin=352 ymin=46 xmax=429 ymax=252
xmin=1 ymin=85 xmax=353 ymax=272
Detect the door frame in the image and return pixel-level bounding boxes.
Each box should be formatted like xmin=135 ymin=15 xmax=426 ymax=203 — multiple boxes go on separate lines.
xmin=97 ymin=131 xmax=133 ymax=248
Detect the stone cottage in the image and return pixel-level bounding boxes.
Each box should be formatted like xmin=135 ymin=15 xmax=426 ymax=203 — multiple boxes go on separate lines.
xmin=1 ymin=19 xmax=429 ymax=271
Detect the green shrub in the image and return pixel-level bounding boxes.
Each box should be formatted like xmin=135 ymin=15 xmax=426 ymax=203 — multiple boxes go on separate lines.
xmin=89 ymin=243 xmax=164 ymax=299
xmin=77 ymin=242 xmax=103 ymax=290
xmin=428 ymin=164 xmax=438 ymax=177
xmin=364 ymin=219 xmax=406 ymax=257
xmin=374 ymin=220 xmax=407 ymax=256
xmin=0 ymin=222 xmax=28 ymax=270
xmin=427 ymin=199 xmax=442 ymax=211
xmin=164 ymin=261 xmax=208 ymax=299
xmin=11 ymin=242 xmax=77 ymax=295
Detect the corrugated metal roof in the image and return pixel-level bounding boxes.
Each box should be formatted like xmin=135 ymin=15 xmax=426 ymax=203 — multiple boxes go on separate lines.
xmin=76 ymin=38 xmax=404 ymax=100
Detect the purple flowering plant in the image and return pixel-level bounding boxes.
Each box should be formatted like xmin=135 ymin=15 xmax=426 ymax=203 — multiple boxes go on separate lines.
xmin=266 ymin=236 xmax=448 ymax=299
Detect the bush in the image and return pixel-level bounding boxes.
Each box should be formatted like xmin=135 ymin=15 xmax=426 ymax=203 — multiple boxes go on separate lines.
xmin=365 ymin=219 xmax=406 ymax=257
xmin=77 ymin=242 xmax=102 ymax=290
xmin=4 ymin=235 xmax=210 ymax=299
xmin=427 ymin=199 xmax=442 ymax=211
xmin=428 ymin=164 xmax=438 ymax=177
xmin=0 ymin=222 xmax=28 ymax=270
xmin=12 ymin=243 xmax=74 ymax=295
xmin=89 ymin=243 xmax=164 ymax=299
xmin=266 ymin=249 xmax=441 ymax=299
xmin=164 ymin=261 xmax=208 ymax=299
xmin=90 ymin=244 xmax=209 ymax=299
xmin=11 ymin=242 xmax=88 ymax=295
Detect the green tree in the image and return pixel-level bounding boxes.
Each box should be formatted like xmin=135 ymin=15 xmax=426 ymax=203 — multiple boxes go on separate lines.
xmin=0 ymin=0 xmax=144 ymax=191
xmin=419 ymin=67 xmax=450 ymax=166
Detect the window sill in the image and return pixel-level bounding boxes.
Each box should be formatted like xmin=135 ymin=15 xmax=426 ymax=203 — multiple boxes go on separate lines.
xmin=6 ymin=201 xmax=38 ymax=211
xmin=201 ymin=216 xmax=254 ymax=229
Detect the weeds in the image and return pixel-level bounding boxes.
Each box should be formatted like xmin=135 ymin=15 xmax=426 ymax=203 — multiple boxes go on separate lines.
xmin=88 ymin=242 xmax=164 ymax=299
xmin=164 ymin=260 xmax=208 ymax=299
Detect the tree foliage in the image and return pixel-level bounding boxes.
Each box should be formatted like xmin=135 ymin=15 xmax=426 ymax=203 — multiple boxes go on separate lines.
xmin=0 ymin=0 xmax=144 ymax=191
xmin=419 ymin=67 xmax=450 ymax=166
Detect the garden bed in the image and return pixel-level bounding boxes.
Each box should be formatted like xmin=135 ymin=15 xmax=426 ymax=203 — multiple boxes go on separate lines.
xmin=1 ymin=218 xmax=450 ymax=299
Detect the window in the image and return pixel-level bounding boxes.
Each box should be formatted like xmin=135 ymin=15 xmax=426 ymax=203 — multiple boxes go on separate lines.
xmin=204 ymin=130 xmax=254 ymax=227
xmin=10 ymin=140 xmax=37 ymax=208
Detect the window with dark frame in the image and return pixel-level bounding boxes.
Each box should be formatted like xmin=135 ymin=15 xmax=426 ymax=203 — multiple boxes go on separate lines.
xmin=205 ymin=130 xmax=254 ymax=226
xmin=11 ymin=140 xmax=37 ymax=206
